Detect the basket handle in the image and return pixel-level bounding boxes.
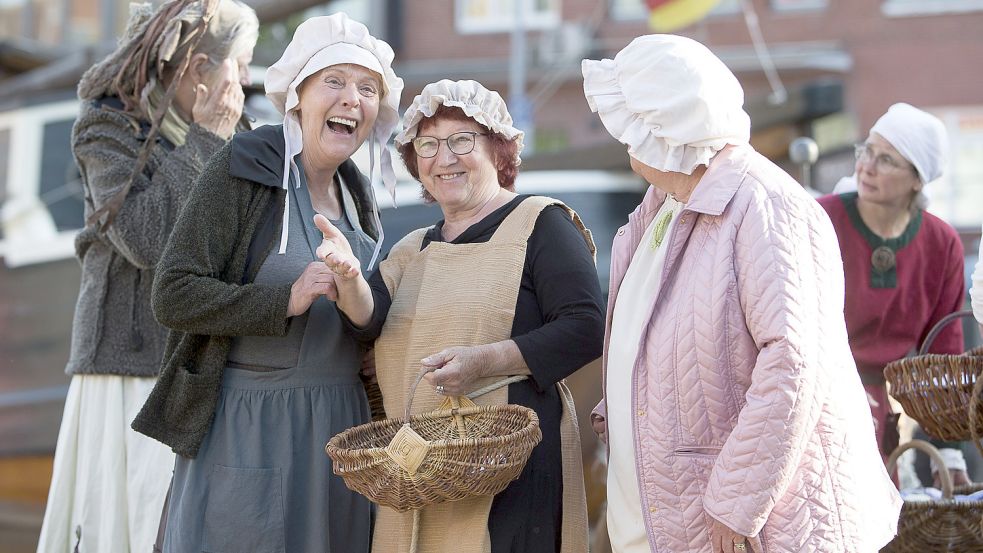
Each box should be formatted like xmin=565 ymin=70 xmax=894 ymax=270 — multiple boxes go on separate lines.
xmin=404 ymin=367 xmax=467 ymax=438
xmin=886 ymin=439 xmax=954 ymax=498
xmin=919 ymin=309 xmax=976 ymax=355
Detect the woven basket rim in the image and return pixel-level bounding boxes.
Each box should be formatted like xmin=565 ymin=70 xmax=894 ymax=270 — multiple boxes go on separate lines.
xmin=326 ymin=403 xmax=541 ymax=453
xmin=884 ymin=354 xmax=983 ymax=377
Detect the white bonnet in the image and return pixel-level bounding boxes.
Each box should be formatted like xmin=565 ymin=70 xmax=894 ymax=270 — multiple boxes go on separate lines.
xmin=263 ymin=13 xmax=403 ymax=266
xmin=869 ymin=103 xmax=948 ymax=185
xmin=582 ymin=34 xmax=750 ymax=175
xmin=264 ymin=13 xmax=403 ymax=196
xmin=395 ymin=79 xmax=524 ymax=158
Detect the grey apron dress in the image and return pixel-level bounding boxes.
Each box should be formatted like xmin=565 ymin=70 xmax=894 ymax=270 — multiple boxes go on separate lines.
xmin=162 ymin=167 xmax=376 ymax=553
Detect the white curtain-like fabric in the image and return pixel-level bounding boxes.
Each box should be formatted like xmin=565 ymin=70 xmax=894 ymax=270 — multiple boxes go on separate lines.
xmin=36 ymin=374 xmax=174 ymax=553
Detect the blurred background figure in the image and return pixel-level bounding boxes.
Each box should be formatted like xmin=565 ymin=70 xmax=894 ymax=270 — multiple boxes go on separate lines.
xmin=34 ymin=1 xmax=258 ymax=552
xmin=818 ymin=103 xmax=970 ymax=485
xmin=130 ymin=13 xmax=401 ymax=553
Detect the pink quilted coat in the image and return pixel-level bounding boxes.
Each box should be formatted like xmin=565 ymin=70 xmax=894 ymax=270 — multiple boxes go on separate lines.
xmin=596 ymin=144 xmax=901 ymax=552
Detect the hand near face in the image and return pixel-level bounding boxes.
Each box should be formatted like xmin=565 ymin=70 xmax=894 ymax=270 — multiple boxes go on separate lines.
xmin=192 ymin=58 xmax=245 ymax=140
xmin=286 ymin=262 xmax=338 ymax=317
xmin=421 ymin=346 xmax=488 ymax=396
xmin=708 ymin=516 xmax=762 ymax=553
xmin=314 ymin=214 xmax=361 ymax=280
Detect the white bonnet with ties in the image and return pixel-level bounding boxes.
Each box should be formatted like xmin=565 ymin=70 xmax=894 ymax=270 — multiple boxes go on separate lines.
xmin=582 ymin=34 xmax=750 ymax=175
xmin=264 ymin=12 xmax=403 ymax=265
xmin=869 ymin=102 xmax=948 ymax=185
xmin=395 ymin=79 xmax=524 ymax=158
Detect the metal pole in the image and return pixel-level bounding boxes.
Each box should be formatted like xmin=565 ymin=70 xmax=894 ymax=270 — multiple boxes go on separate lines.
xmin=509 ymin=0 xmax=534 ymax=153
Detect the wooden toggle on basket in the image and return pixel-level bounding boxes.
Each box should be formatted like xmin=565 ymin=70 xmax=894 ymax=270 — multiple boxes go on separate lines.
xmin=881 ymin=440 xmax=983 ymax=552
xmin=325 ymin=369 xmax=542 ymax=513
xmin=884 ymin=310 xmax=983 ymax=442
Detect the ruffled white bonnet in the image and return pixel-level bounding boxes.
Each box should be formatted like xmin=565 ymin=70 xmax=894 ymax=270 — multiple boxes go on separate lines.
xmin=395 ymin=79 xmax=524 ymax=160
xmin=582 ymin=34 xmax=750 ymax=175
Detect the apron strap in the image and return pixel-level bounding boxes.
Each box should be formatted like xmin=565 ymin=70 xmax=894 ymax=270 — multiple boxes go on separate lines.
xmin=489 ymin=196 xmax=597 ymax=260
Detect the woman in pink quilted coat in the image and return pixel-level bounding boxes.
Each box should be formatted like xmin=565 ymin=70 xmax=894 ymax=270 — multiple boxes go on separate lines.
xmin=582 ymin=35 xmax=902 ymax=553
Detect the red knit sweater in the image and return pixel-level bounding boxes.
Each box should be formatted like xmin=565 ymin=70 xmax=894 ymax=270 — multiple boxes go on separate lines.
xmin=819 ymin=193 xmax=965 ymax=375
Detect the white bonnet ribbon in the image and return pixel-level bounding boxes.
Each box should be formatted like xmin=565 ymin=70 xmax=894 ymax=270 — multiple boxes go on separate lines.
xmin=362 ymin=128 xmax=390 ymax=271
xmin=278 ymin=114 xmax=303 ymax=254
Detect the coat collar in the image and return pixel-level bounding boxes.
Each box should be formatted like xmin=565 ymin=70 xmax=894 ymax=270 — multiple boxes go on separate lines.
xmin=631 ymin=144 xmax=750 ymax=224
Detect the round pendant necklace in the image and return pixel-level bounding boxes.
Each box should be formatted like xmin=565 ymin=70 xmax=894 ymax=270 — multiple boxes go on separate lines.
xmin=870 ymin=245 xmax=896 ymax=273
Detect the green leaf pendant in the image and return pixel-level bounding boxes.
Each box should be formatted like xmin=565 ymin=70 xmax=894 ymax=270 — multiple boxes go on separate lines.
xmin=649 ymin=210 xmax=673 ymax=250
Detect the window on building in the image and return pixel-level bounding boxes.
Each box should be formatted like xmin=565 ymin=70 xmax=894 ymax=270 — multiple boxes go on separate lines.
xmin=771 ymin=0 xmax=827 ymax=12
xmin=882 ymin=0 xmax=983 ymax=17
xmin=610 ymin=0 xmax=740 ymax=21
xmin=455 ymin=0 xmax=561 ymax=34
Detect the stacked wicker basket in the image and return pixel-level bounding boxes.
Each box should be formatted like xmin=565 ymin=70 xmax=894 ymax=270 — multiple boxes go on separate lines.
xmin=882 ymin=310 xmax=983 ymax=552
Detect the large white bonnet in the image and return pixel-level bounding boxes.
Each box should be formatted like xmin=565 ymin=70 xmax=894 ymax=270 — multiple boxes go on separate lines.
xmin=395 ymin=79 xmax=524 ymax=157
xmin=869 ymin=103 xmax=948 ymax=185
xmin=263 ymin=13 xmax=403 ymax=266
xmin=264 ymin=13 xmax=403 ymax=195
xmin=582 ymin=34 xmax=750 ymax=175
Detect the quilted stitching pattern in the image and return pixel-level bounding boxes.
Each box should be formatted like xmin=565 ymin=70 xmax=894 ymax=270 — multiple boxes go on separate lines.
xmin=602 ymin=145 xmax=902 ymax=552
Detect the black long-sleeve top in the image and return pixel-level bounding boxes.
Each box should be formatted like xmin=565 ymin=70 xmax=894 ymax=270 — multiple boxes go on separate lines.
xmin=346 ymin=195 xmax=604 ymax=552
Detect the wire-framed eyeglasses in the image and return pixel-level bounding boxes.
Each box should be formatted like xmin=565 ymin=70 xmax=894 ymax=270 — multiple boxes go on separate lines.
xmin=411 ymin=131 xmax=487 ymax=158
xmin=854 ymin=143 xmax=914 ymax=175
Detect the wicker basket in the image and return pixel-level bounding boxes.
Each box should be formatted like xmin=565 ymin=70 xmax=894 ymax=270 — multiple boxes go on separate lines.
xmin=884 ymin=310 xmax=983 ymax=442
xmin=881 ymin=440 xmax=983 ymax=552
xmin=325 ymin=370 xmax=542 ymax=513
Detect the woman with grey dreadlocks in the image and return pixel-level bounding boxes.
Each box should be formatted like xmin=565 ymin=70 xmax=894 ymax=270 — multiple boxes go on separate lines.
xmin=36 ymin=1 xmax=258 ymax=551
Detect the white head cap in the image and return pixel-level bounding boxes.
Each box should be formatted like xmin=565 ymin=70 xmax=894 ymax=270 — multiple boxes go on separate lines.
xmin=869 ymin=103 xmax=948 ymax=185
xmin=264 ymin=13 xmax=403 ymax=262
xmin=395 ymin=79 xmax=524 ymax=160
xmin=582 ymin=34 xmax=750 ymax=175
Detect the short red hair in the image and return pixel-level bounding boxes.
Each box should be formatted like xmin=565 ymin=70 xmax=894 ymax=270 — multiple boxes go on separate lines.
xmin=397 ymin=105 xmax=519 ymax=202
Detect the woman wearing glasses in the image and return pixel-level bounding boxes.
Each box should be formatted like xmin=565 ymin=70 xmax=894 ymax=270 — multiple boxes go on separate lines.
xmin=819 ymin=103 xmax=966 ymax=470
xmin=317 ymin=79 xmax=601 ymax=553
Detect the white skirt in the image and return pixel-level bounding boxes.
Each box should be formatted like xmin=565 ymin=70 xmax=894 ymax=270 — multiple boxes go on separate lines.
xmin=36 ymin=374 xmax=174 ymax=553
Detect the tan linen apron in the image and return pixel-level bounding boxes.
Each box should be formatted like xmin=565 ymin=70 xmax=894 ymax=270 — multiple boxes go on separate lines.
xmin=373 ymin=196 xmax=591 ymax=553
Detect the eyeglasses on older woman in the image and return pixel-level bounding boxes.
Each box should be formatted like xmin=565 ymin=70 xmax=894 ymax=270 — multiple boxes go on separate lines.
xmin=411 ymin=131 xmax=487 ymax=157
xmin=854 ymin=143 xmax=915 ymax=174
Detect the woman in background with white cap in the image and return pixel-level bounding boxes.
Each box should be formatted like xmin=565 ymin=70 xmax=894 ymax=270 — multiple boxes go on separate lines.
xmin=130 ymin=13 xmax=402 ymax=552
xmin=583 ymin=35 xmax=901 ymax=552
xmin=318 ymin=79 xmax=601 ymax=553
xmin=818 ymin=105 xmax=966 ymax=475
